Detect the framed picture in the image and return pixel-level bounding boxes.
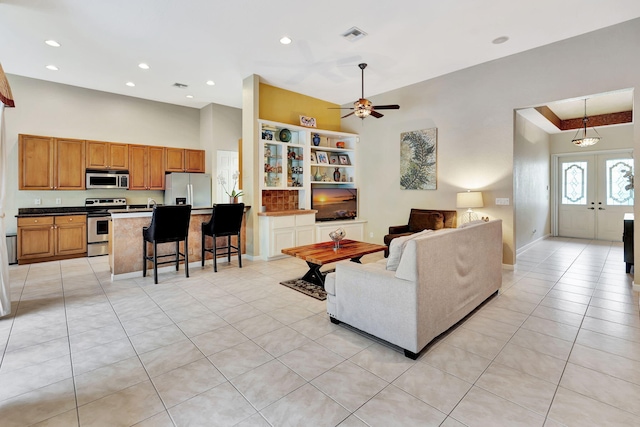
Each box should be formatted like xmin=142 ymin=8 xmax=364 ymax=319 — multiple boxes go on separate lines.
xmin=329 ymin=154 xmax=339 ymax=165
xmin=338 ymin=154 xmax=351 ymax=165
xmin=299 ymin=115 xmax=317 ymax=128
xmin=309 ymin=152 xmax=317 ymax=163
xmin=316 ymin=151 xmax=329 ymax=164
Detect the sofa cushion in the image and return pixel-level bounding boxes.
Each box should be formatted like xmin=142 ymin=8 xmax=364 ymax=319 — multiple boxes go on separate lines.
xmin=408 ymin=212 xmax=444 ymax=232
xmin=386 ymin=229 xmax=433 ymax=271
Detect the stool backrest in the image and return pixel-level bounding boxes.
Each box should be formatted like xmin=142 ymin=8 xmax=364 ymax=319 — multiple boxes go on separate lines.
xmin=203 ymin=203 xmax=245 ymax=236
xmin=146 ymin=205 xmax=192 ymax=242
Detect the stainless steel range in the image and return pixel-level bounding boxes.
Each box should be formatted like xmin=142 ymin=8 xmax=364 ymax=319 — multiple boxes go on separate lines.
xmin=85 ymin=198 xmax=126 ymax=257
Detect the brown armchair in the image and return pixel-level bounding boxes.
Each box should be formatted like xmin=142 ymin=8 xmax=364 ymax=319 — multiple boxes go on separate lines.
xmin=383 ymin=209 xmax=457 ymax=256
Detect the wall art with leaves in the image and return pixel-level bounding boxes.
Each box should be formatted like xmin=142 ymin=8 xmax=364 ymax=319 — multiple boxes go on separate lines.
xmin=400 ymin=127 xmax=437 ymax=190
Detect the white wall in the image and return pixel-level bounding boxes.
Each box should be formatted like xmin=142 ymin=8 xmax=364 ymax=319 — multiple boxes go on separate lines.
xmin=340 ymin=18 xmax=640 ymax=265
xmin=514 ymin=112 xmax=551 ymax=250
xmin=199 ymin=102 xmax=242 ymax=201
xmin=5 ymin=75 xmax=201 ymax=233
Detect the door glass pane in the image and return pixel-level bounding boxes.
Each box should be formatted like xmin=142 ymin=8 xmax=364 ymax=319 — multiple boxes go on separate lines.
xmin=562 ymin=162 xmax=587 ymax=205
xmin=606 ymin=159 xmax=634 ymax=206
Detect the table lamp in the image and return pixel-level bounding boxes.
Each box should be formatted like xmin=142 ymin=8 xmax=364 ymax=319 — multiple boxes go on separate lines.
xmin=456 ymin=190 xmax=483 ymax=223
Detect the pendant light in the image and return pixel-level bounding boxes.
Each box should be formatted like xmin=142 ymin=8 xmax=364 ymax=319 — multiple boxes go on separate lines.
xmin=572 ymin=99 xmax=601 ymax=147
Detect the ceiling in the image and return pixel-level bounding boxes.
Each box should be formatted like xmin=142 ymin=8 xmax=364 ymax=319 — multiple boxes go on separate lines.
xmin=2 ymin=1 xmax=640 ymax=110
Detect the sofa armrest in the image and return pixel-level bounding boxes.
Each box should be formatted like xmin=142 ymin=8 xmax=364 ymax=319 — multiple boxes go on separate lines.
xmin=388 ymin=225 xmax=410 ymax=234
xmin=327 ymin=261 xmax=419 ymax=352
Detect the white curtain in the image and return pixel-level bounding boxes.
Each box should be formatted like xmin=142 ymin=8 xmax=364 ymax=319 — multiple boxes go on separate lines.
xmin=0 ymin=103 xmax=10 ymax=317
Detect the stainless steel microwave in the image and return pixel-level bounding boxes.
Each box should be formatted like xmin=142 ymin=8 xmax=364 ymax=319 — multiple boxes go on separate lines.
xmin=86 ymin=171 xmax=129 ymax=189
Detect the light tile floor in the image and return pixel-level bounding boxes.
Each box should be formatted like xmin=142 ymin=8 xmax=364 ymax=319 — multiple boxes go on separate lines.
xmin=1 ymin=237 xmax=639 ymax=426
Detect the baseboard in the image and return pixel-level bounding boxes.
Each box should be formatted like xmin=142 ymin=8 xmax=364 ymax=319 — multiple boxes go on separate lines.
xmin=516 ymin=234 xmax=551 ymax=256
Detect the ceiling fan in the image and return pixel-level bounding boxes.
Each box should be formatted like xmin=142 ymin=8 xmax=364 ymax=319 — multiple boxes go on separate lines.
xmin=335 ymin=63 xmax=400 ymax=119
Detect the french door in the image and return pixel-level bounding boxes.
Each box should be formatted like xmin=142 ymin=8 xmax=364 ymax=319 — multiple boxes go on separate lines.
xmin=557 ymin=152 xmax=633 ymax=241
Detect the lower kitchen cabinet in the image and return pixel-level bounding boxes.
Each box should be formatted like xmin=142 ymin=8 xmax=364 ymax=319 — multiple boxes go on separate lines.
xmin=18 ymin=215 xmax=87 ymax=264
xmin=259 ymin=213 xmax=315 ymax=260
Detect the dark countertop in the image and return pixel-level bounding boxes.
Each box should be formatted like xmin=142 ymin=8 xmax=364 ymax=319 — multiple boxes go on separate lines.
xmin=17 ymin=204 xmax=251 ymax=217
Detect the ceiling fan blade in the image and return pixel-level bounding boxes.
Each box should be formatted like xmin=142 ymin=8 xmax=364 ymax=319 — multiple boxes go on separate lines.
xmin=370 ymin=110 xmax=384 ymax=118
xmin=341 ymin=112 xmax=355 ymax=119
xmin=328 ymin=107 xmax=354 ymax=110
xmin=373 ymin=105 xmax=400 ymax=110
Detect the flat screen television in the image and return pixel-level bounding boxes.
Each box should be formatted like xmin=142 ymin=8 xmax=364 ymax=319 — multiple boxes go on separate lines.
xmin=312 ymin=188 xmax=357 ymax=221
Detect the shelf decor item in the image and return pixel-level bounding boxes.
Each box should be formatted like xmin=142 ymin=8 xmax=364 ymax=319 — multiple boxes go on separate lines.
xmin=338 ymin=154 xmax=351 ymax=165
xmin=279 ymin=128 xmax=292 ymax=142
xmin=312 ymin=133 xmax=321 ymax=146
xmin=336 ymin=141 xmax=345 ymax=148
xmin=329 ymin=154 xmax=339 ymax=165
xmin=333 ymin=168 xmax=341 ymax=182
xmin=309 ymin=152 xmax=317 ymax=163
xmin=316 ymin=151 xmax=329 ymax=164
xmin=262 ymin=130 xmax=273 ymax=140
xmin=300 ymin=115 xmax=317 ymax=128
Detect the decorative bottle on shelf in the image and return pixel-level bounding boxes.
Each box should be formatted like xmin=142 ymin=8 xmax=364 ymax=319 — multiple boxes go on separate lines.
xmin=314 ymin=167 xmax=322 ymax=182
xmin=312 ymin=133 xmax=321 ymax=146
xmin=333 ymin=168 xmax=341 ymax=182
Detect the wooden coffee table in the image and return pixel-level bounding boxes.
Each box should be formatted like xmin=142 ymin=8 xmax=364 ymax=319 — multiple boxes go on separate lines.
xmin=281 ymin=239 xmax=387 ymax=287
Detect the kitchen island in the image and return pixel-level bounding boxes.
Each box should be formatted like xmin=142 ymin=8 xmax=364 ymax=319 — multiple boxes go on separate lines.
xmin=109 ymin=206 xmax=249 ymax=280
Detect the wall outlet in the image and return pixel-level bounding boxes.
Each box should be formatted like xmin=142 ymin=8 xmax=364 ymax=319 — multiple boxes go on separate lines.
xmin=56 ymin=198 xmax=61 ymax=205
xmin=369 ymin=232 xmax=374 ymax=238
xmin=34 ymin=198 xmax=41 ymax=205
xmin=495 ymin=198 xmax=510 ymax=205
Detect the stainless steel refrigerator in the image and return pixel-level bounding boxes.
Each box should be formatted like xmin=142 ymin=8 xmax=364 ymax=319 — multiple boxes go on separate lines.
xmin=164 ymin=173 xmax=212 ymax=208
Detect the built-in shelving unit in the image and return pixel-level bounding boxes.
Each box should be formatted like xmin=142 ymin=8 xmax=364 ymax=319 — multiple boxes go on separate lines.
xmin=259 ymin=120 xmax=358 ymax=210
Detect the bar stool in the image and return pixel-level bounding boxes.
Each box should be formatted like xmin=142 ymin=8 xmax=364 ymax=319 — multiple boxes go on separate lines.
xmin=142 ymin=205 xmax=192 ymax=284
xmin=201 ymin=203 xmax=244 ymax=272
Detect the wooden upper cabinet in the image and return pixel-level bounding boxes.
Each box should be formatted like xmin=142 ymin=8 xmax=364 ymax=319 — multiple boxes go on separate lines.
xmin=19 ymin=134 xmax=85 ymax=190
xmin=55 ymin=138 xmax=85 ymax=190
xmin=165 ymin=148 xmax=205 ymax=173
xmin=165 ymin=147 xmax=185 ymax=172
xmin=86 ymin=141 xmax=128 ymax=170
xmin=19 ymin=135 xmax=54 ymax=190
xmin=148 ymin=146 xmax=166 ymax=190
xmin=185 ymin=149 xmax=205 ymax=173
xmin=128 ymin=145 xmax=165 ymax=190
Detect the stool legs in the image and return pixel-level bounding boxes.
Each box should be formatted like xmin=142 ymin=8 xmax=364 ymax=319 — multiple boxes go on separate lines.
xmin=237 ymin=232 xmax=242 ymax=268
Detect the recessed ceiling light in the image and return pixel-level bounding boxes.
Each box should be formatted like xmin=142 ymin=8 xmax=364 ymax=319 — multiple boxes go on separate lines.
xmin=45 ymin=65 xmax=58 ymax=71
xmin=186 ymin=95 xmax=194 ymax=99
xmin=126 ymin=82 xmax=135 ymax=87
xmin=138 ymin=63 xmax=150 ymax=70
xmin=492 ymin=36 xmax=509 ymax=44
xmin=45 ymin=40 xmax=60 ymax=47
xmin=279 ymin=36 xmax=292 ymax=45
xmin=206 ymin=80 xmax=215 ymax=86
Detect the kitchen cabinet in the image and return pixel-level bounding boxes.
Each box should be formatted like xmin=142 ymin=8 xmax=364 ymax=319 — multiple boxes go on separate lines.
xmin=166 ymin=148 xmax=205 ymax=173
xmin=129 ymin=145 xmax=165 ymax=190
xmin=259 ymin=213 xmax=315 ymax=260
xmin=86 ymin=141 xmax=129 ymax=170
xmin=18 ymin=215 xmax=87 ymax=264
xmin=19 ymin=134 xmax=86 ymax=190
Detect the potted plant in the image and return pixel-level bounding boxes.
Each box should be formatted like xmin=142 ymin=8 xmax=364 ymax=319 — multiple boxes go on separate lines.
xmin=218 ymin=171 xmax=243 ymax=203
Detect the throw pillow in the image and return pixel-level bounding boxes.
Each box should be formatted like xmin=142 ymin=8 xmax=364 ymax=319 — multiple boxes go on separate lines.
xmin=386 ymin=229 xmax=432 ymax=271
xmin=408 ymin=212 xmax=444 ymax=232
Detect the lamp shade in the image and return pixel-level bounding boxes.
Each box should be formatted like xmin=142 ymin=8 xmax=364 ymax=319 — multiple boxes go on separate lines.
xmin=0 ymin=63 xmax=15 ymax=107
xmin=456 ymin=191 xmax=483 ymax=209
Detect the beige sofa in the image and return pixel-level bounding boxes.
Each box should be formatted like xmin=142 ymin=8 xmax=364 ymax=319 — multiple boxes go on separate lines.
xmin=325 ymin=219 xmax=502 ymax=359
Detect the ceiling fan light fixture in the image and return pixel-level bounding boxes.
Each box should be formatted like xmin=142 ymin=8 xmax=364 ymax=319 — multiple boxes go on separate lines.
xmin=354 ymin=98 xmax=372 ymax=118
xmin=572 ymin=99 xmax=601 ymax=147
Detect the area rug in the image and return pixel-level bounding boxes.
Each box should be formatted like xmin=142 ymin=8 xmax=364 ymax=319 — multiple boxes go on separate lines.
xmin=280 ymin=269 xmax=334 ymax=300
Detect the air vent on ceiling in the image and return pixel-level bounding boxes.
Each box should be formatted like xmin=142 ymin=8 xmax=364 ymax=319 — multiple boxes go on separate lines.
xmin=341 ymin=27 xmax=367 ymax=42
xmin=173 ymin=82 xmax=188 ymax=89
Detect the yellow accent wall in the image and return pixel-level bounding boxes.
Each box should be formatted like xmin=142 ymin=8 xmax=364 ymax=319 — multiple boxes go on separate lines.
xmin=259 ymin=83 xmax=342 ymax=131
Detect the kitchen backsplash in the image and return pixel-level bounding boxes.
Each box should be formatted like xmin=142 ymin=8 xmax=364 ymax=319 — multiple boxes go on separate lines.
xmin=262 ymin=190 xmax=299 ymax=211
